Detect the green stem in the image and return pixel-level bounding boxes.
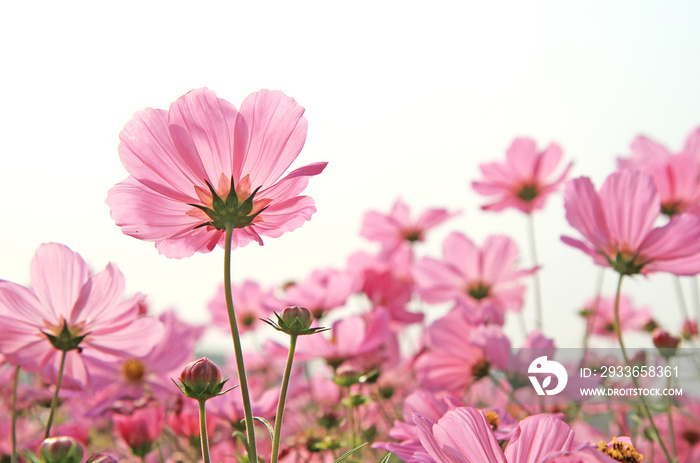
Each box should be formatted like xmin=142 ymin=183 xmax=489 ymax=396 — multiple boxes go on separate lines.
xmin=223 ymin=225 xmax=257 ymax=462
xmin=582 ymin=267 xmax=605 ymax=366
xmin=270 ymin=334 xmax=298 ymax=463
xmin=198 ymin=400 xmax=211 ymax=463
xmin=527 ymin=213 xmax=544 ymax=332
xmin=673 ymin=276 xmax=691 ymax=323
xmin=346 ymin=386 xmax=355 ymax=449
xmin=44 ymin=350 xmax=67 ymax=439
xmin=666 ymin=361 xmax=677 ymax=460
xmin=612 ymin=274 xmax=673 ymax=463
xmin=11 ymin=366 xmax=19 ymax=463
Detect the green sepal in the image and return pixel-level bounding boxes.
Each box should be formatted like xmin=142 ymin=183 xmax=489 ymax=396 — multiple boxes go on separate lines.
xmin=188 ymin=179 xmax=268 ymax=231
xmin=42 ymin=321 xmax=88 ymax=353
xmin=260 ymin=313 xmax=330 ymax=336
xmin=172 ymin=377 xmax=236 ymax=402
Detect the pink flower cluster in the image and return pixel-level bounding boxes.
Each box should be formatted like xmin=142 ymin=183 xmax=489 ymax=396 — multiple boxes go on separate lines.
xmin=1 ymin=87 xmax=700 ymax=462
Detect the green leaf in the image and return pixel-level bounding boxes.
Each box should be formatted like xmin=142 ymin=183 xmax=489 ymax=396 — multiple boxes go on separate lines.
xmin=378 ymin=453 xmax=393 ymax=463
xmin=332 ymin=442 xmax=368 ymax=462
xmin=253 ymin=416 xmax=275 ymax=441
xmin=231 ymin=430 xmax=251 ymax=455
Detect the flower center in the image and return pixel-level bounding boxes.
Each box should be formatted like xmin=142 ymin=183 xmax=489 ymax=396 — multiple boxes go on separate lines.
xmin=607 ymin=251 xmax=648 ymax=276
xmin=661 ymin=201 xmax=681 ymax=217
xmin=43 ymin=319 xmax=88 ymax=353
xmin=598 ymin=438 xmax=644 ymax=462
xmin=483 ymin=410 xmax=500 ymax=431
xmin=188 ymin=174 xmax=271 ymax=231
xmin=683 ymin=429 xmax=700 ymax=445
xmin=516 ymin=183 xmax=539 ymax=202
xmin=403 ymin=229 xmax=422 ymax=242
xmin=471 ymin=358 xmax=491 ymax=379
xmin=468 ymin=282 xmax=491 ymax=300
xmin=121 ymin=358 xmax=146 ymax=383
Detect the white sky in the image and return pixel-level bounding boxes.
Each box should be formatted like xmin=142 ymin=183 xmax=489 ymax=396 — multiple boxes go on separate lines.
xmin=1 ymin=1 xmax=699 ymax=352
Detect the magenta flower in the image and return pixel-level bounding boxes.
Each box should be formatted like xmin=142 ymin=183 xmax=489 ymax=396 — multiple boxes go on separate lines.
xmin=415 ymin=408 xmax=616 ymax=462
xmin=0 ymin=243 xmax=163 ymax=389
xmin=107 ymin=88 xmax=327 ymax=258
xmin=112 ymin=405 xmax=165 ymax=458
xmin=562 ymin=170 xmax=700 ymax=276
xmin=208 ymin=280 xmax=278 ymax=334
xmin=414 ymin=232 xmax=537 ymax=320
xmin=583 ymin=295 xmax=652 ymax=339
xmin=618 ymin=130 xmax=700 ymax=216
xmin=472 ymin=137 xmax=572 ymax=213
xmin=361 ymin=198 xmax=458 ymax=253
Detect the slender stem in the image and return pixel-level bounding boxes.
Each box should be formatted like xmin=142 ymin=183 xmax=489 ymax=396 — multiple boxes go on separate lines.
xmin=270 ymin=334 xmax=298 ymax=463
xmin=526 ymin=213 xmax=544 ymax=332
xmin=582 ymin=267 xmax=605 ymax=366
xmin=673 ymin=276 xmax=691 ymax=322
xmin=346 ymin=386 xmax=356 ymax=449
xmin=44 ymin=350 xmax=67 ymax=439
xmin=693 ymin=275 xmax=700 ymax=321
xmin=198 ymin=400 xmax=211 ymax=463
xmin=666 ymin=361 xmax=677 ymax=460
xmin=612 ymin=274 xmax=673 ymax=463
xmin=223 ymin=225 xmax=257 ymax=462
xmin=11 ymin=366 xmax=20 ymax=463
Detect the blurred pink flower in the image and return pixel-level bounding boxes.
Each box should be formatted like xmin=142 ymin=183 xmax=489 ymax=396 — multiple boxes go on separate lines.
xmin=414 ymin=232 xmax=537 ymax=319
xmin=415 ymin=408 xmax=615 ymax=462
xmin=113 ymin=405 xmax=165 ymax=457
xmin=562 ymin=170 xmax=700 ymax=276
xmin=87 ymin=310 xmax=204 ymax=415
xmin=618 ymin=129 xmax=700 ymax=216
xmin=472 ymin=138 xmax=572 ymax=213
xmin=583 ymin=295 xmax=652 ymax=339
xmin=208 ymin=280 xmax=279 ymax=334
xmin=0 ymin=243 xmax=163 ymax=389
xmin=107 ymin=88 xmax=327 ymax=258
xmin=361 ymin=198 xmax=458 ymax=253
xmin=282 ymin=268 xmax=355 ymax=319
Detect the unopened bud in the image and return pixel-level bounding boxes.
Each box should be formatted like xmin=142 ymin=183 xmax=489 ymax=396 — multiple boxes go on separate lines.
xmin=262 ymin=305 xmax=329 ymax=336
xmin=175 ymin=357 xmax=229 ymax=401
xmin=652 ymin=328 xmax=681 ymax=358
xmin=682 ymin=319 xmax=698 ymax=340
xmin=39 ymin=436 xmax=84 ymax=463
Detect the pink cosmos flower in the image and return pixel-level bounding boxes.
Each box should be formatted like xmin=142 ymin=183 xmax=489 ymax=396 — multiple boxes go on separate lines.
xmin=583 ymin=295 xmax=652 ymax=339
xmin=282 ymin=268 xmax=356 ymax=319
xmin=87 ymin=310 xmax=204 ymax=416
xmin=361 ymin=198 xmax=458 ymax=253
xmin=0 ymin=243 xmax=163 ymax=389
xmin=208 ymin=280 xmax=279 ymax=334
xmin=107 ymin=87 xmax=327 ymax=258
xmin=415 ymin=408 xmax=616 ymax=462
xmin=472 ymin=137 xmax=573 ymax=213
xmin=618 ymin=130 xmax=700 ymax=216
xmin=562 ymin=169 xmax=700 ymax=276
xmin=112 ymin=405 xmax=165 ymax=457
xmin=414 ymin=232 xmax=537 ymax=320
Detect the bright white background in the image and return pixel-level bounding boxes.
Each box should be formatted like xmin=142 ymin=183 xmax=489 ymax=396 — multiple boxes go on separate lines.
xmin=1 ymin=1 xmax=699 ymax=352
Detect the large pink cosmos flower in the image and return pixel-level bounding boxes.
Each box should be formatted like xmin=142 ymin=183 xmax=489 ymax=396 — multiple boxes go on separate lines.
xmin=414 ymin=232 xmax=537 ymax=321
xmin=107 ymin=88 xmax=327 ymax=258
xmin=472 ymin=138 xmax=573 ymax=214
xmin=415 ymin=408 xmax=616 ymax=462
xmin=562 ymin=170 xmax=700 ymax=276
xmin=0 ymin=243 xmax=163 ymax=389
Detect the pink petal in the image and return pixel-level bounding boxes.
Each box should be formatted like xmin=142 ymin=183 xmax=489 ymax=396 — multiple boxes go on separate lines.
xmin=119 ymin=106 xmax=206 ymax=202
xmin=416 ymin=408 xmax=507 ymax=463
xmin=234 ymin=89 xmax=308 ymax=188
xmin=599 ymin=170 xmax=660 ymax=251
xmin=563 ymin=177 xmax=611 ymax=252
xmin=443 ymin=233 xmax=480 ymax=282
xmin=87 ymin=316 xmax=165 ymax=359
xmin=71 ymin=263 xmax=126 ymax=326
xmin=506 ymin=138 xmax=538 ymax=179
xmin=167 ymin=88 xmax=238 ymax=187
xmin=504 ymin=414 xmax=575 ymax=463
xmin=534 ymin=143 xmax=563 ymax=179
xmin=30 ymin=243 xmax=89 ymax=322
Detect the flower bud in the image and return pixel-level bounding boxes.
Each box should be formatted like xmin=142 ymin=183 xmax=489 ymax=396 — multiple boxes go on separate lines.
xmin=262 ymin=305 xmax=328 ymax=336
xmin=682 ymin=319 xmax=698 ymax=340
xmin=652 ymin=328 xmax=681 ymax=358
xmin=176 ymin=357 xmax=228 ymax=401
xmin=39 ymin=436 xmax=84 ymax=463
xmin=281 ymin=306 xmax=313 ymax=331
